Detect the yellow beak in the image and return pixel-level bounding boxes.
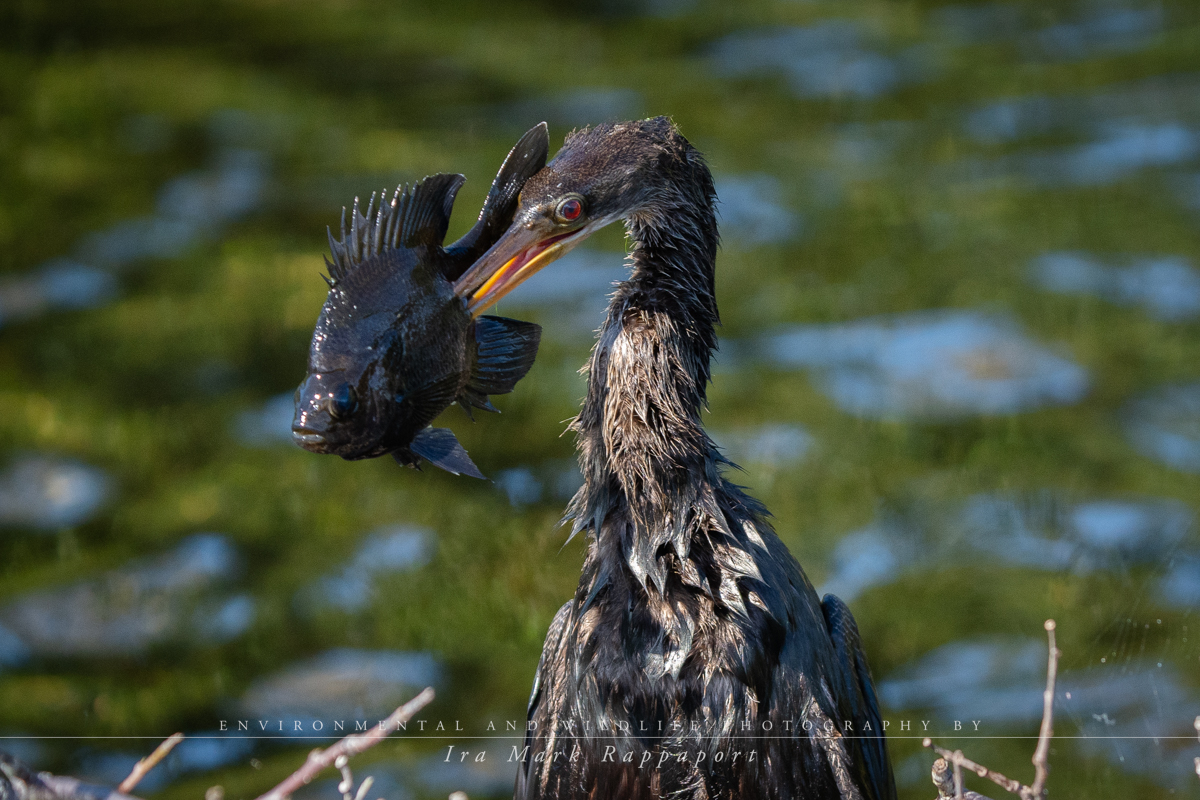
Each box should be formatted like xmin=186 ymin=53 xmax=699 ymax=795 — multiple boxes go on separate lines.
xmin=454 ymin=225 xmax=590 ymax=317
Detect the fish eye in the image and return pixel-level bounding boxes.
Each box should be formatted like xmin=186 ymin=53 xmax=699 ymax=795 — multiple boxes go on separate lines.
xmin=328 ymin=383 xmax=359 ymax=419
xmin=555 ymin=195 xmax=584 ymax=224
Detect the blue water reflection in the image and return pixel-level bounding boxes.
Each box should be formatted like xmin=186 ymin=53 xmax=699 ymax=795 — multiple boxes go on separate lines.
xmin=1032 ymin=122 xmax=1198 ymax=186
xmin=0 ymin=534 xmax=250 ymax=657
xmin=236 ymin=392 xmax=299 ymax=447
xmin=937 ymin=1 xmax=1163 ymax=60
xmin=498 ymin=88 xmax=643 ymax=131
xmin=0 ymin=139 xmax=265 ymax=329
xmin=502 ymin=248 xmax=626 ymax=340
xmin=296 ymin=525 xmax=432 ymax=614
xmin=714 ymin=175 xmax=803 ymax=247
xmin=821 ymin=493 xmax=1193 ymax=601
xmin=495 ymin=461 xmax=585 ymax=508
xmin=0 ymin=456 xmax=112 ymax=532
xmin=1032 ymin=251 xmax=1200 ymax=321
xmin=1026 ymin=3 xmax=1163 ymax=61
xmin=1124 ymin=383 xmax=1200 ymax=473
xmin=237 ymin=649 xmax=440 ymax=730
xmin=963 ymin=73 xmax=1200 ymax=146
xmin=0 ymin=625 xmax=32 ymax=669
xmin=709 ymin=23 xmax=930 ymax=100
xmin=936 ymin=3 xmax=1028 ymax=44
xmin=79 ymin=149 xmax=266 ymax=268
xmin=712 ymin=423 xmax=814 ymax=469
xmin=496 ymin=468 xmax=544 ymax=507
xmin=763 ymin=311 xmax=1089 ymax=420
xmin=0 ymin=262 xmax=117 ymax=327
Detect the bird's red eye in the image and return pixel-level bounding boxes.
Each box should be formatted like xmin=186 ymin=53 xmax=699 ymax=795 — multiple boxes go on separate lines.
xmin=557 ymin=197 xmax=583 ymax=222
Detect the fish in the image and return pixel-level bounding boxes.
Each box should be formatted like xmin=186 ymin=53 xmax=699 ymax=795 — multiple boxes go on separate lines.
xmin=291 ymin=123 xmax=549 ymax=478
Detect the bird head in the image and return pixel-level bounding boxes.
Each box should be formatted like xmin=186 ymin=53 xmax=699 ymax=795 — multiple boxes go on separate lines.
xmin=455 ymin=116 xmax=697 ymax=314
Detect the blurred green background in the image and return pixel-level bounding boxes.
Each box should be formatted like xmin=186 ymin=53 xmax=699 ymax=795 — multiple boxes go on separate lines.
xmin=1 ymin=0 xmax=1199 ymax=798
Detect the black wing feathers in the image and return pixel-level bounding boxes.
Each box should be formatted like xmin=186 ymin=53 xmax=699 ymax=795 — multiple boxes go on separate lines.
xmin=821 ymin=594 xmax=897 ymax=800
xmin=516 ymin=601 xmax=574 ymax=800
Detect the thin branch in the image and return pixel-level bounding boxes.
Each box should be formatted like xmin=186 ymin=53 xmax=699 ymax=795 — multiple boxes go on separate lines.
xmin=254 ymin=687 xmax=435 ymax=800
xmin=930 ymin=758 xmax=993 ymax=800
xmin=1026 ymin=620 xmax=1058 ymax=800
xmin=924 ymin=740 xmax=1021 ymax=797
xmin=0 ymin=752 xmax=144 ymax=800
xmin=925 ymin=619 xmax=1060 ymax=800
xmin=118 ymin=732 xmax=183 ymax=794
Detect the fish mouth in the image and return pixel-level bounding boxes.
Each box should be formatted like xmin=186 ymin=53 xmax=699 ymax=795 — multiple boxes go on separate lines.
xmin=291 ymin=428 xmax=328 ymax=449
xmin=453 ymin=221 xmax=603 ymax=316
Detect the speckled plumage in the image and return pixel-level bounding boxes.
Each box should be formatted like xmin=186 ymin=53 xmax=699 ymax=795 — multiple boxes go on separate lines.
xmin=513 ymin=119 xmax=896 ymax=800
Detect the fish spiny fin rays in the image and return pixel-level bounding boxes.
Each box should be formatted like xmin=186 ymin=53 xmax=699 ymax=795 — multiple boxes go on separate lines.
xmin=443 ymin=123 xmax=550 ymax=278
xmin=324 ymin=173 xmax=465 ymax=285
xmin=407 ymin=427 xmax=485 ymax=479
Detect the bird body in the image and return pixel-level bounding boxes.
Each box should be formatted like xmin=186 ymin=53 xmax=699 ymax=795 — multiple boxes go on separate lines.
xmin=461 ymin=118 xmax=895 ymax=800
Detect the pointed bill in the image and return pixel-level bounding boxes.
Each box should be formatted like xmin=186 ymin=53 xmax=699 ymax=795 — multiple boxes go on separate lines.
xmin=452 ymin=219 xmax=605 ymax=317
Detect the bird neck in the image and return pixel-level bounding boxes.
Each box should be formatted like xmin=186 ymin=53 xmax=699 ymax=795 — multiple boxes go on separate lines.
xmin=567 ymin=162 xmax=725 ymax=592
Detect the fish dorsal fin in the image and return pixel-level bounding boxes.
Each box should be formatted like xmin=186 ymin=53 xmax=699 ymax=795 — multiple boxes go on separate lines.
xmin=468 ymin=315 xmax=542 ymax=396
xmin=408 ymin=427 xmax=485 ymax=479
xmin=324 ymin=173 xmax=465 ymax=285
xmin=442 ymin=123 xmax=549 ymax=279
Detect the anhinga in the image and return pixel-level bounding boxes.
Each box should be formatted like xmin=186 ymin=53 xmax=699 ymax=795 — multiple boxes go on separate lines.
xmin=457 ymin=117 xmax=896 ymax=800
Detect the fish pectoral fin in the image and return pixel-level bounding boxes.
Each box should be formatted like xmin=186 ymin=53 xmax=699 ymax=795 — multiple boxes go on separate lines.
xmin=442 ymin=123 xmax=550 ymax=278
xmin=395 ymin=173 xmax=465 ymax=250
xmin=406 ymin=370 xmax=462 ymax=424
xmin=468 ymin=316 xmax=542 ymax=396
xmin=409 ymin=427 xmax=485 ymax=479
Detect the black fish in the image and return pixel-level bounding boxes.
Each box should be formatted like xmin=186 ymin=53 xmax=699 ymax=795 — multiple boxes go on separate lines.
xmin=291 ymin=124 xmax=549 ymax=478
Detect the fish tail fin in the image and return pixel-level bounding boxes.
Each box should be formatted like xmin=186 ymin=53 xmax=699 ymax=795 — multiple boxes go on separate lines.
xmin=442 ymin=123 xmax=549 ymax=277
xmin=468 ymin=315 xmax=542 ymax=397
xmin=408 ymin=427 xmax=485 ymax=479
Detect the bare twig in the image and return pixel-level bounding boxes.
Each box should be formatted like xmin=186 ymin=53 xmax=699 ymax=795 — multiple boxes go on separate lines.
xmin=254 ymin=687 xmax=435 ymax=800
xmin=0 ymin=752 xmax=144 ymax=800
xmin=118 ymin=732 xmax=184 ymax=793
xmin=1027 ymin=620 xmax=1058 ymax=799
xmin=930 ymin=758 xmax=992 ymax=800
xmin=925 ymin=620 xmax=1060 ymax=800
